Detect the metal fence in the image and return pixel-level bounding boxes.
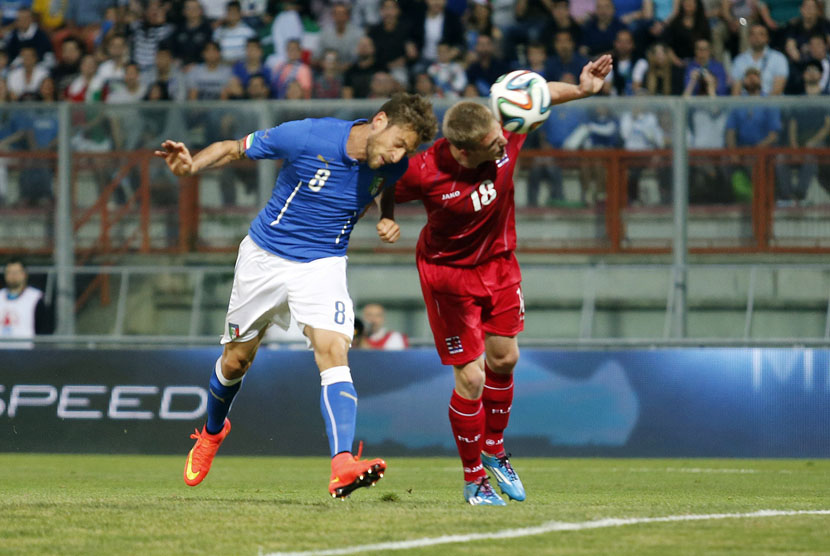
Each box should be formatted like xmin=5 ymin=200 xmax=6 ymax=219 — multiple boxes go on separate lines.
xmin=1 ymin=96 xmax=829 ymax=342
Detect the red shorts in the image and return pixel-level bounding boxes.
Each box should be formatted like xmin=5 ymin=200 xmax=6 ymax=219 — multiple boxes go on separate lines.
xmin=417 ymin=252 xmax=524 ymax=366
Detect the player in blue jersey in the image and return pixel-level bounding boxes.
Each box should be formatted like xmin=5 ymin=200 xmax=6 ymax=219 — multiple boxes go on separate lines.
xmin=154 ymin=93 xmax=437 ymax=498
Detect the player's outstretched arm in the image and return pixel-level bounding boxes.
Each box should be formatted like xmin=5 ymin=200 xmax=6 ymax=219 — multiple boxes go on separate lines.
xmin=154 ymin=138 xmax=245 ymax=176
xmin=547 ymin=54 xmax=613 ymax=106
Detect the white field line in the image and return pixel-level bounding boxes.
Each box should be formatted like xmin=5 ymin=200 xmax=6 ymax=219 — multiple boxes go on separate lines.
xmin=261 ymin=509 xmax=830 ymax=556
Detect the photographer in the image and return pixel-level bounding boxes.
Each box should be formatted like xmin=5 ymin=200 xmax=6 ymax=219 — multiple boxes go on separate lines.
xmin=683 ymin=39 xmax=729 ymax=96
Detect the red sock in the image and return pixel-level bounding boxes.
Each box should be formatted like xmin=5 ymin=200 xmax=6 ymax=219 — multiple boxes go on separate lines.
xmin=482 ymin=362 xmax=513 ymax=456
xmin=448 ymin=390 xmax=486 ymax=483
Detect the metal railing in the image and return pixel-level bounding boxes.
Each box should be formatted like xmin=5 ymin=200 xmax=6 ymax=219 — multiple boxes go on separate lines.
xmin=9 ymin=262 xmax=829 ymax=349
xmin=2 ymin=96 xmax=830 ymax=340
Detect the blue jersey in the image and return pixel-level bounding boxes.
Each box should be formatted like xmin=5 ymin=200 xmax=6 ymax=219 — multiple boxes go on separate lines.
xmin=244 ymin=118 xmax=408 ymax=262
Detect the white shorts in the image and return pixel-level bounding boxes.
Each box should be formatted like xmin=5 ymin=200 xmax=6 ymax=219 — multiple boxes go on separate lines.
xmin=221 ymin=235 xmax=355 ymax=344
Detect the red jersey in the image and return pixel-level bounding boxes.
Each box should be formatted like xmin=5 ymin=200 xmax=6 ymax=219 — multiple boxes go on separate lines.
xmin=395 ymin=131 xmax=526 ymax=267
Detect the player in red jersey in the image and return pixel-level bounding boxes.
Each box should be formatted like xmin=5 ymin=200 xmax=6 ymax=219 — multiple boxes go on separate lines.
xmin=391 ymin=55 xmax=612 ymax=505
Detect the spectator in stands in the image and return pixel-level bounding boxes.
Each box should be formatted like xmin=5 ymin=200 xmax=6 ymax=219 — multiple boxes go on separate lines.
xmin=232 ymin=38 xmax=271 ymax=90
xmin=368 ymin=0 xmax=415 ymax=86
xmin=312 ymin=48 xmax=344 ymax=99
xmin=409 ymin=0 xmax=465 ymax=67
xmin=130 ymin=0 xmax=174 ymax=72
xmin=0 ymin=0 xmax=31 ymax=27
xmin=6 ymin=45 xmax=48 ymax=99
xmin=804 ymin=33 xmax=830 ymax=92
xmin=316 ymin=1 xmax=362 ymax=72
xmin=719 ymin=0 xmax=777 ymax=58
xmin=464 ymin=0 xmax=502 ymax=64
xmin=213 ymin=0 xmax=256 ymax=63
xmin=620 ymin=100 xmax=671 ymax=204
xmin=141 ymin=42 xmax=186 ymax=102
xmin=638 ymin=41 xmax=684 ymax=94
xmin=606 ymin=28 xmax=648 ymax=95
xmin=65 ymin=0 xmax=112 ymax=36
xmin=187 ymin=40 xmax=232 ymax=100
xmin=89 ymin=33 xmax=129 ymax=101
xmin=500 ymin=0 xmax=554 ymax=65
xmin=569 ymin=0 xmax=597 ymax=23
xmin=726 ymin=67 xmax=782 ymax=200
xmin=269 ymin=0 xmax=303 ymax=66
xmin=64 ymin=53 xmax=98 ymax=102
xmin=342 ymin=35 xmax=380 ymax=98
xmin=523 ymin=41 xmax=547 ymax=75
xmin=583 ymin=106 xmax=620 ymax=205
xmin=1 ymin=259 xmax=52 ymax=349
xmin=683 ymin=38 xmax=729 ymax=95
xmin=0 ymin=49 xmax=8 ymax=80
xmin=16 ymin=89 xmax=57 ymax=206
xmin=4 ymin=7 xmax=53 ymax=67
xmin=775 ymin=61 xmax=830 ymax=202
xmin=270 ymin=38 xmax=312 ymax=99
xmin=367 ymin=70 xmax=397 ymax=98
xmin=243 ymin=73 xmax=269 ymax=101
xmin=730 ymin=23 xmax=789 ymax=95
xmin=783 ymin=0 xmax=830 ymax=63
xmin=616 ymin=0 xmax=655 ymax=33
xmin=33 ymin=0 xmax=67 ymax=32
xmin=361 ymin=303 xmax=409 ymax=350
xmin=685 ymin=61 xmax=731 ymax=204
xmin=106 ymin=61 xmax=147 ymax=199
xmin=352 ymin=0 xmax=381 ymax=28
xmin=172 ymin=0 xmax=214 ymax=67
xmin=412 ymin=71 xmax=443 ymax=97
xmin=199 ymin=0 xmax=228 ymax=21
xmin=544 ymin=0 xmax=582 ymax=46
xmin=662 ymin=0 xmax=712 ymax=64
xmin=427 ymin=41 xmax=467 ymax=97
xmin=579 ymin=0 xmax=626 ymax=57
xmin=527 ymin=99 xmax=590 ymax=206
xmin=546 ymin=29 xmax=589 ymax=81
xmin=466 ymin=34 xmax=509 ymax=96
xmin=107 ymin=61 xmax=147 ymax=104
xmin=238 ymin=0 xmax=268 ymax=29
xmin=352 ymin=316 xmax=367 ymax=349
xmin=51 ymin=36 xmax=84 ymax=96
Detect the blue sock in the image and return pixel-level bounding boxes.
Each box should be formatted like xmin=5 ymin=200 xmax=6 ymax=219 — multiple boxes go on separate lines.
xmin=320 ymin=366 xmax=357 ymax=458
xmin=206 ymin=358 xmax=242 ymax=434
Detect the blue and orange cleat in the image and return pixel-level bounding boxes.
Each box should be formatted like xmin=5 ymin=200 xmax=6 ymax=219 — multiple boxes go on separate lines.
xmin=481 ymin=451 xmax=526 ymax=501
xmin=328 ymin=442 xmax=386 ymax=499
xmin=463 ymin=476 xmax=507 ymax=506
xmin=183 ymin=419 xmax=231 ymax=486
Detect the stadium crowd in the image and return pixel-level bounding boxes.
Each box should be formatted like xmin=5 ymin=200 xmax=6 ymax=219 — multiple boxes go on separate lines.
xmin=0 ymin=0 xmax=828 ymax=207
xmin=0 ymin=0 xmax=827 ymax=103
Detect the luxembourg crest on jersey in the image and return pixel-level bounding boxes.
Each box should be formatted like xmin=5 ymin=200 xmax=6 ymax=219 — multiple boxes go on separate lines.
xmin=369 ymin=176 xmax=386 ymax=196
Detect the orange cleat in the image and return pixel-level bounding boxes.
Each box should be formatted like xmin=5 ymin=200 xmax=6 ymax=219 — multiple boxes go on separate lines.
xmin=183 ymin=419 xmax=231 ymax=486
xmin=328 ymin=441 xmax=386 ymax=499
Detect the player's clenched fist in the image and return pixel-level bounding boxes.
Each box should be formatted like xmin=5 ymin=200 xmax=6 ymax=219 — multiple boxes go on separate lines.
xmin=376 ymin=218 xmax=400 ymax=243
xmin=154 ymin=140 xmax=194 ymax=176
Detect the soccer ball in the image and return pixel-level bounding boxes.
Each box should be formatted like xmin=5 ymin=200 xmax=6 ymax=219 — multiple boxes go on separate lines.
xmin=489 ymin=70 xmax=552 ymax=134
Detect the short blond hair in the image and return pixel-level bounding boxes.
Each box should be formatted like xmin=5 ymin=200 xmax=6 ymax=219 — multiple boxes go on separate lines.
xmin=442 ymin=101 xmax=495 ymax=150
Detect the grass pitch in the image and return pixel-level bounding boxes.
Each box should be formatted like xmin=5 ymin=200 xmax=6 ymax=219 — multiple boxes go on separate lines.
xmin=1 ymin=455 xmax=828 ymax=555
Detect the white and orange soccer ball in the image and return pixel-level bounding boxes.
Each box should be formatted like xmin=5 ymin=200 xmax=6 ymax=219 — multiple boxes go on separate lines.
xmin=489 ymin=70 xmax=552 ymax=134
